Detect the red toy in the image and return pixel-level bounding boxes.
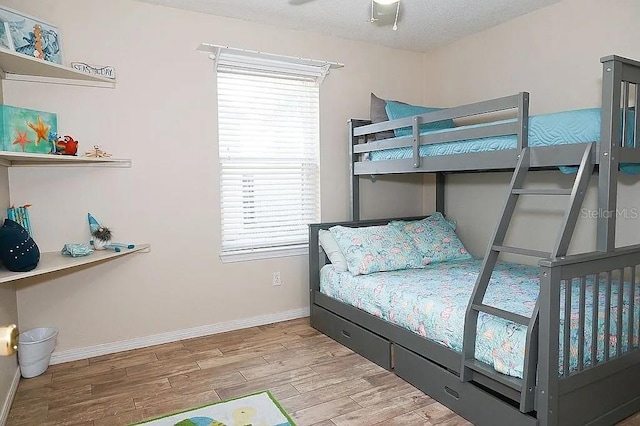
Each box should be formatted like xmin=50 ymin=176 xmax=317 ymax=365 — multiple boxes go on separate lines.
xmin=56 ymin=135 xmax=79 ymax=156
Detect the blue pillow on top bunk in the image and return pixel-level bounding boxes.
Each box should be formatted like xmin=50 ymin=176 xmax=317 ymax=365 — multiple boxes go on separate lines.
xmin=390 ymin=212 xmax=472 ymax=265
xmin=385 ymin=100 xmax=455 ymax=138
xmin=370 ymin=93 xmax=397 ymax=140
xmin=329 ymin=224 xmax=425 ymax=275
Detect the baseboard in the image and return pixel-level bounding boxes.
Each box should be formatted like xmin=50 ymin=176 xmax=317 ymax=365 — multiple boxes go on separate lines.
xmin=0 ymin=367 xmax=20 ymax=426
xmin=50 ymin=307 xmax=310 ymax=365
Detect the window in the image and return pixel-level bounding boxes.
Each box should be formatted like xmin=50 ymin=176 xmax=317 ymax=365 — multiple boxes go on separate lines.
xmin=214 ymin=47 xmax=335 ymax=262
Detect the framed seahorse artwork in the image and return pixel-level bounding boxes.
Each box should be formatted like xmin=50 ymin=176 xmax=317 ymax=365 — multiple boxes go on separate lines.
xmin=0 ymin=6 xmax=62 ymax=65
xmin=0 ymin=21 xmax=13 ymax=51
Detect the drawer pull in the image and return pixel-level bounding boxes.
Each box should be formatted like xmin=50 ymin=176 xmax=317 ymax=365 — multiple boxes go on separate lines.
xmin=444 ymin=386 xmax=459 ymax=400
xmin=341 ymin=330 xmax=351 ymax=338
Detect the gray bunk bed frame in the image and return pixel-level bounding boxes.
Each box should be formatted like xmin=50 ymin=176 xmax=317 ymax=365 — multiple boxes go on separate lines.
xmin=309 ymin=55 xmax=640 ymax=426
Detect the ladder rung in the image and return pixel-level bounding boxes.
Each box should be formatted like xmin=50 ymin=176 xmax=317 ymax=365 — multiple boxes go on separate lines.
xmin=512 ymin=189 xmax=572 ymax=195
xmin=492 ymin=245 xmax=550 ymax=258
xmin=471 ymin=303 xmax=531 ymax=326
xmin=464 ymin=359 xmax=523 ymax=391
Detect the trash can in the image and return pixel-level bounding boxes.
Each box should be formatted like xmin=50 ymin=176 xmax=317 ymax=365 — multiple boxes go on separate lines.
xmin=17 ymin=327 xmax=58 ymax=378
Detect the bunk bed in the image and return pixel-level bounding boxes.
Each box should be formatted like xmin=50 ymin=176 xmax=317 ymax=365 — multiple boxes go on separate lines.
xmin=309 ymin=55 xmax=640 ymax=426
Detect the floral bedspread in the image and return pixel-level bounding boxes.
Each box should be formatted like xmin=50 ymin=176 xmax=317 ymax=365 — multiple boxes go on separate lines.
xmin=320 ymin=259 xmax=640 ymax=379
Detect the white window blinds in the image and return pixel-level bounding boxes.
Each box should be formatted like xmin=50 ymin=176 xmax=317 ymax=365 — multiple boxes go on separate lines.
xmin=216 ymin=49 xmax=326 ymax=256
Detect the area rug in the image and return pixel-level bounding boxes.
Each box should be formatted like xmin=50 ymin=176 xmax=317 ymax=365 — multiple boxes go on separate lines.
xmin=134 ymin=391 xmax=296 ymax=426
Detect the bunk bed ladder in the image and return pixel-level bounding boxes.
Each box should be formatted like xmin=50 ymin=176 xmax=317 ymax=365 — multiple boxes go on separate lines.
xmin=461 ymin=143 xmax=595 ymax=412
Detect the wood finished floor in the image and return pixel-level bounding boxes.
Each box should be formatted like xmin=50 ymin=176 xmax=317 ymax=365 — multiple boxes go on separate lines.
xmin=6 ymin=317 xmax=640 ymax=426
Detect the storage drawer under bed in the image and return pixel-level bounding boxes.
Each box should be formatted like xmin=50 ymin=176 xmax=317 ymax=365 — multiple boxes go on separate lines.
xmin=394 ymin=344 xmax=536 ymax=426
xmin=311 ymin=304 xmax=392 ymax=370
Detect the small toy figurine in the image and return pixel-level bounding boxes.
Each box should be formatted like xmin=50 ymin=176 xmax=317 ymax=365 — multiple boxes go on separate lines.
xmin=85 ymin=145 xmax=112 ymax=158
xmin=88 ymin=213 xmax=111 ymax=250
xmin=48 ymin=131 xmax=58 ymax=154
xmin=56 ymin=135 xmax=79 ymax=156
xmin=88 ymin=213 xmax=134 ymax=252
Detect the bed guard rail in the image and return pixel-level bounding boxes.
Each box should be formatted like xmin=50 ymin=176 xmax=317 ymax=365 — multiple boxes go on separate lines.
xmin=598 ymin=55 xmax=640 ymax=253
xmin=601 ymin=55 xmax=640 ymax=152
xmin=535 ymin=244 xmax=640 ymax=424
xmin=351 ymin=92 xmax=529 ymax=169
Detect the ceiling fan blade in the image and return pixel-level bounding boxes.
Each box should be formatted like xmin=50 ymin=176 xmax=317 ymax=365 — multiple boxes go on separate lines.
xmin=288 ymin=0 xmax=316 ymax=5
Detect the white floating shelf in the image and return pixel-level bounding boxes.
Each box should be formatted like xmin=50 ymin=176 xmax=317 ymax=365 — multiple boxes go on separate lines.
xmin=0 ymin=48 xmax=115 ymax=87
xmin=0 ymin=244 xmax=150 ymax=284
xmin=0 ymin=151 xmax=131 ymax=167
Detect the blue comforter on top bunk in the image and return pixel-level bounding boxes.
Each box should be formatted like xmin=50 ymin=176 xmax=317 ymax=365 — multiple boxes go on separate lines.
xmin=370 ymin=108 xmax=639 ymax=174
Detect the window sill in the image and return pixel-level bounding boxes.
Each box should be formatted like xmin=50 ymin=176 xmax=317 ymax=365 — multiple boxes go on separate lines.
xmin=220 ymin=244 xmax=309 ymax=263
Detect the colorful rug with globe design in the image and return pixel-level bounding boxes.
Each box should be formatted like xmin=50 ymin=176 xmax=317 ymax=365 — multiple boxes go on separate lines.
xmin=133 ymin=391 xmax=295 ymax=426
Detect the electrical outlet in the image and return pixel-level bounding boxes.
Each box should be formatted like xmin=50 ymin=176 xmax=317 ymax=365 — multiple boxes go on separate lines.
xmin=272 ymin=271 xmax=281 ymax=286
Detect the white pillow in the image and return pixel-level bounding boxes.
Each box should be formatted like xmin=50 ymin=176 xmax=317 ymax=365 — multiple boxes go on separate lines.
xmin=318 ymin=229 xmax=348 ymax=272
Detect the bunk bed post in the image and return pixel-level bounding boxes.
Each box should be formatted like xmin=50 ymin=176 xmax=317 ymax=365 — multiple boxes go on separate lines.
xmin=537 ymin=264 xmax=561 ymax=426
xmin=308 ymin=224 xmax=321 ymax=328
xmin=436 ymin=172 xmax=445 ymax=214
xmin=597 ymin=57 xmax=622 ymax=252
xmin=412 ymin=116 xmax=421 ymax=168
xmin=517 ymin=92 xmax=530 ymax=150
xmin=348 ymin=119 xmax=361 ymax=221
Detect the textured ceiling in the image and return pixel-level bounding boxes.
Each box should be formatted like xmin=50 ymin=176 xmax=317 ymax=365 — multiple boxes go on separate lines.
xmin=135 ymin=0 xmax=560 ymax=52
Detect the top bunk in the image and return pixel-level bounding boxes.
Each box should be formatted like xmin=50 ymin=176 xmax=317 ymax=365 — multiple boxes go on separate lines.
xmin=351 ymin=55 xmax=640 ymax=175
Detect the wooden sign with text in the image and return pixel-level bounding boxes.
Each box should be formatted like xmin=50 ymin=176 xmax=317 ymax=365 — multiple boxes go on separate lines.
xmin=70 ymin=62 xmax=116 ymax=80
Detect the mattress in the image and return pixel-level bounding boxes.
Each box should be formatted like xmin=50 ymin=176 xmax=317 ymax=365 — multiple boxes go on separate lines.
xmin=320 ymin=259 xmax=640 ymax=379
xmin=369 ymin=108 xmax=639 ymax=174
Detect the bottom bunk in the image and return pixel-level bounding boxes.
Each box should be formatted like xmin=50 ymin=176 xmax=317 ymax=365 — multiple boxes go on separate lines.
xmin=321 ymin=259 xmax=639 ymax=380
xmin=309 ymin=217 xmax=640 ymax=426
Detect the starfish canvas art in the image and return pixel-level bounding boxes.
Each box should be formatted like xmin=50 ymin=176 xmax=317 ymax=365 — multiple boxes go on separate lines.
xmin=28 ymin=116 xmax=51 ymax=145
xmin=0 ymin=105 xmax=57 ymax=153
xmin=12 ymin=130 xmax=32 ymax=151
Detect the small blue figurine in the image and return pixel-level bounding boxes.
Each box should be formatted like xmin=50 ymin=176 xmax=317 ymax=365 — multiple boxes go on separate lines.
xmin=48 ymin=131 xmax=58 ymax=154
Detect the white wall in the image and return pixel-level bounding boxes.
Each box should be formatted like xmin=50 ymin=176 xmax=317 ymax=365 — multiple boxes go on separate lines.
xmin=422 ymin=0 xmax=640 ymax=260
xmin=2 ymin=0 xmax=427 ymax=352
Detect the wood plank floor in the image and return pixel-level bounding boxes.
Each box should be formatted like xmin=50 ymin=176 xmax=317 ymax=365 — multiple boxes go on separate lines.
xmin=6 ymin=317 xmax=640 ymax=425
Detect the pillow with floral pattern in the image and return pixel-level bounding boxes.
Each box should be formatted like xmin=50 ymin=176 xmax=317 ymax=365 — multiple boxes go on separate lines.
xmin=390 ymin=212 xmax=472 ymax=265
xmin=329 ymin=224 xmax=426 ymax=275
